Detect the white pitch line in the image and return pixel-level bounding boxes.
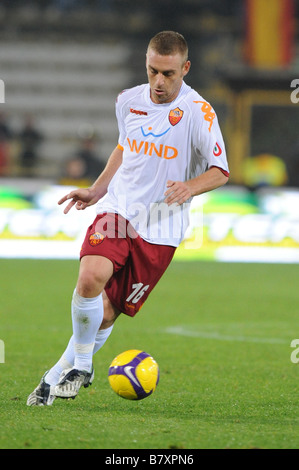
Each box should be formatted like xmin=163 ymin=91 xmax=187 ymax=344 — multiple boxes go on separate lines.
xmin=165 ymin=326 xmax=287 ymax=344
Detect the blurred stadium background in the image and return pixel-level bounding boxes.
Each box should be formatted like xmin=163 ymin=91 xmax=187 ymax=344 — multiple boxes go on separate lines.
xmin=0 ymin=0 xmax=299 ymax=263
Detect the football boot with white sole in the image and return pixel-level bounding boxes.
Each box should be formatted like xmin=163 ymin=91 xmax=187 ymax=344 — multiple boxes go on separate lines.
xmin=26 ymin=372 xmax=56 ymax=406
xmin=54 ymin=366 xmax=94 ymax=399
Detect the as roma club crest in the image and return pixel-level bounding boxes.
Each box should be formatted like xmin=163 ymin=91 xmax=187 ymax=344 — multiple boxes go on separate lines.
xmin=169 ymin=107 xmax=184 ymax=126
xmin=89 ymin=232 xmax=105 ymax=246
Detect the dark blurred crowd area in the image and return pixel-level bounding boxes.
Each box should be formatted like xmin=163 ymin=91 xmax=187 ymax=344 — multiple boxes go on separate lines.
xmin=0 ymin=0 xmax=299 ymax=188
xmin=0 ymin=0 xmax=247 ymax=185
xmin=0 ymin=0 xmax=243 ymax=15
xmin=0 ymin=112 xmax=43 ymax=178
xmin=0 ymin=0 xmax=247 ymax=44
xmin=0 ymin=111 xmax=105 ymax=184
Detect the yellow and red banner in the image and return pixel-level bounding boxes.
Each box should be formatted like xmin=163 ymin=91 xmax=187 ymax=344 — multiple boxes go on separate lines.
xmin=246 ymin=0 xmax=295 ymax=68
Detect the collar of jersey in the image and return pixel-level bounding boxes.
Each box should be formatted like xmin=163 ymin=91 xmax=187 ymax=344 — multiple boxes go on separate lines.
xmin=144 ymin=81 xmax=187 ymax=108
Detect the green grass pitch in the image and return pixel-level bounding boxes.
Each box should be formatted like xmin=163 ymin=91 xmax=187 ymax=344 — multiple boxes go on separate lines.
xmin=0 ymin=259 xmax=298 ymax=449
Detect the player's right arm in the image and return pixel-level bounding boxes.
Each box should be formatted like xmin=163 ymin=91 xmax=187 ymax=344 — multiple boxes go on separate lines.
xmin=58 ymin=145 xmax=123 ymax=214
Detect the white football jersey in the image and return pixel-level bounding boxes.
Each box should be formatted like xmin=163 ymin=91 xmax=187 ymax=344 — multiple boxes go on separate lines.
xmin=96 ymin=81 xmax=229 ymax=247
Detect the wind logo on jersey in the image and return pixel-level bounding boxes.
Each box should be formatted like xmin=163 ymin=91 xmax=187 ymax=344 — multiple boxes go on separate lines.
xmin=127 ymin=137 xmax=178 ymax=160
xmin=141 ymin=126 xmax=170 ymax=137
xmin=168 ymin=107 xmax=184 ymax=126
xmin=89 ymin=232 xmax=105 ymax=246
xmin=193 ymin=100 xmax=216 ymax=132
xmin=213 ymin=142 xmax=222 ymax=156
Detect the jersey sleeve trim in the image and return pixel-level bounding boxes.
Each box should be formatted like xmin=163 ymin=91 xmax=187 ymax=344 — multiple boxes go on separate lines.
xmin=210 ymin=165 xmax=230 ymax=178
xmin=117 ymin=143 xmax=124 ymax=151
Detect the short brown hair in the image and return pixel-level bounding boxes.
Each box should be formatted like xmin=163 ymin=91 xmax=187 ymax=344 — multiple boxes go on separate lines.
xmin=147 ymin=31 xmax=188 ymax=62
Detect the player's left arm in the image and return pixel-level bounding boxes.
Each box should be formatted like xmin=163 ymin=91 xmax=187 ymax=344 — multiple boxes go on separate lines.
xmin=164 ymin=166 xmax=228 ymax=206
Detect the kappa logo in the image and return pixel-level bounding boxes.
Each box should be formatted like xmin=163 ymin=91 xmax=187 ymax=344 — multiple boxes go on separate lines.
xmin=169 ymin=107 xmax=184 ymax=126
xmin=89 ymin=232 xmax=105 ymax=246
xmin=193 ymin=100 xmax=216 ymax=132
xmin=130 ymin=108 xmax=148 ymax=116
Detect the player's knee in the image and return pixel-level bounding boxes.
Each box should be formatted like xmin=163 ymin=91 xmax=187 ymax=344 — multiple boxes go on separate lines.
xmin=76 ymin=268 xmax=105 ymax=297
xmin=77 ymin=255 xmax=114 ymax=298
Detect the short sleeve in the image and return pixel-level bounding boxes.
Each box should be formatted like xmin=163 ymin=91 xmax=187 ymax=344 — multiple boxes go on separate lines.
xmin=193 ymin=100 xmax=229 ymax=177
xmin=115 ymin=91 xmax=128 ymax=148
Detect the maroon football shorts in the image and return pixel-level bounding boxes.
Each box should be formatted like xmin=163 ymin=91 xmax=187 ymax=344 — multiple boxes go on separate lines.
xmin=80 ymin=212 xmax=176 ymax=316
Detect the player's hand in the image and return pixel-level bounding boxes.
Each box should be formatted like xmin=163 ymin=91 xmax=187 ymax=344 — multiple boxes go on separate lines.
xmin=164 ymin=180 xmax=192 ymax=206
xmin=58 ymin=187 xmax=98 ymax=214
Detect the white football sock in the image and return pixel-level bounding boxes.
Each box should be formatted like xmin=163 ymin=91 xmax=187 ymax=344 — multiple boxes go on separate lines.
xmin=44 ymin=336 xmax=75 ymax=386
xmin=44 ymin=319 xmax=114 ymax=385
xmin=93 ymin=325 xmax=114 ymax=354
xmin=72 ymin=288 xmax=104 ymax=373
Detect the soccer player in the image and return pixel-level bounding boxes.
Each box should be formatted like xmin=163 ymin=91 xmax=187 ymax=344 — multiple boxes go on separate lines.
xmin=27 ymin=31 xmax=229 ymax=406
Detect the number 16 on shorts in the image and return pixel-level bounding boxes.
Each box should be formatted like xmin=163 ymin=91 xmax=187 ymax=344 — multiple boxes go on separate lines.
xmin=126 ymin=283 xmax=149 ymax=304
